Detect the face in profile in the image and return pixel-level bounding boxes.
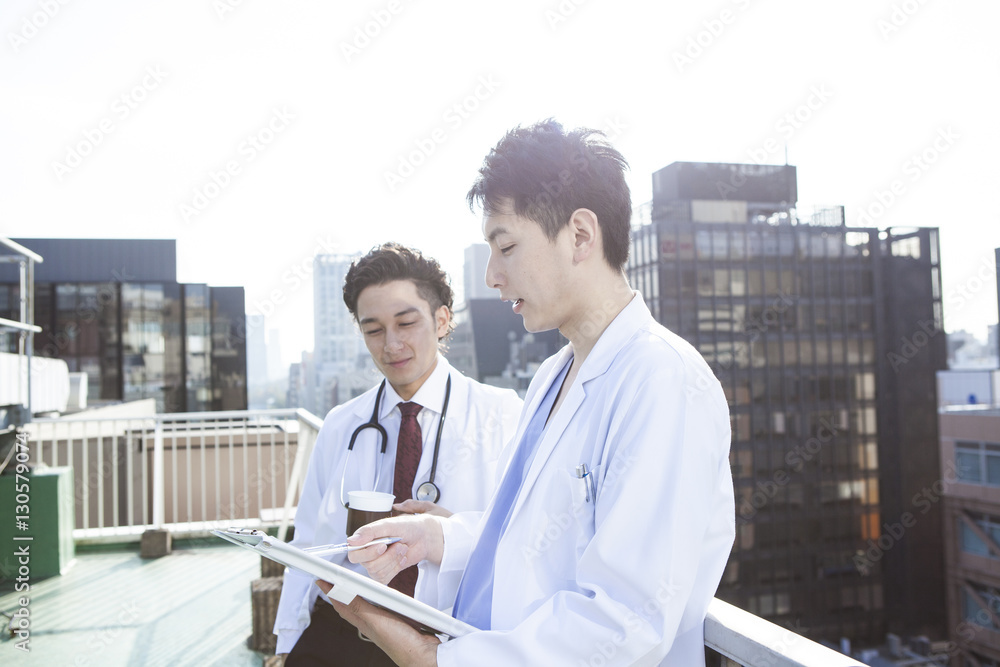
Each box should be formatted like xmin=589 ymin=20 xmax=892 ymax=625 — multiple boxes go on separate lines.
xmin=356 ymin=279 xmax=449 ymax=400
xmin=483 ymin=206 xmax=575 ymax=334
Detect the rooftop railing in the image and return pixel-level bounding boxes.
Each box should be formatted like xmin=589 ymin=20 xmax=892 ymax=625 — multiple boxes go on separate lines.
xmin=705 ymin=598 xmax=867 ymax=666
xmin=20 ymin=406 xmax=867 ymax=665
xmin=22 ymin=406 xmax=322 ymax=542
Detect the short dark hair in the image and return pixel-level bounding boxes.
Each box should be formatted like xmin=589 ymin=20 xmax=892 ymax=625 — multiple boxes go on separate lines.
xmin=466 ymin=118 xmax=632 ymax=270
xmin=343 ymin=242 xmax=455 ymax=339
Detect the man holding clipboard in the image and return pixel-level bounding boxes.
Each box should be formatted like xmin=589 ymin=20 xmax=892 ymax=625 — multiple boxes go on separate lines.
xmin=322 ymin=121 xmax=736 ymax=666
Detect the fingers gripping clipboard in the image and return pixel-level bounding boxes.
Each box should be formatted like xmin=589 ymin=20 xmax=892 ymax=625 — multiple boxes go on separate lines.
xmin=212 ymin=528 xmax=476 ymax=640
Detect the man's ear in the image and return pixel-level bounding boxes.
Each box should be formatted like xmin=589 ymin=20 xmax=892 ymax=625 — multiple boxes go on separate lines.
xmin=568 ymin=208 xmax=600 ymax=264
xmin=434 ymin=305 xmax=451 ymax=339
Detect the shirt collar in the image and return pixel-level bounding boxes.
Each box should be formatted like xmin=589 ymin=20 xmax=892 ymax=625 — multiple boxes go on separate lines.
xmin=378 ymin=353 xmax=452 ymax=420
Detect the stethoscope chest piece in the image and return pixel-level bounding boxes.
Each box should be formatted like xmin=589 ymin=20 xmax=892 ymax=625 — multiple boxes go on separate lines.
xmin=415 ymin=481 xmax=441 ymax=503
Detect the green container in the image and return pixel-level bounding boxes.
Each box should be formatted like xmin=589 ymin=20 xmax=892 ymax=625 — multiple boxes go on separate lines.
xmin=0 ymin=466 xmax=75 ymax=582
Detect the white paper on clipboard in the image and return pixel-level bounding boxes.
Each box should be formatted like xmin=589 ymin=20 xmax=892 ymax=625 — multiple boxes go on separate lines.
xmin=211 ymin=528 xmax=476 ymax=640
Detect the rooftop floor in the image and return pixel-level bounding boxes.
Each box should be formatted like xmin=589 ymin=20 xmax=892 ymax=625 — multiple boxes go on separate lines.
xmin=0 ymin=540 xmax=268 ymax=666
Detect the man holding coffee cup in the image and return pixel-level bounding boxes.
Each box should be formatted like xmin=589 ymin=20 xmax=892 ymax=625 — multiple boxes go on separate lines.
xmin=275 ymin=242 xmax=522 ymax=666
xmin=326 ymin=121 xmax=736 ymax=666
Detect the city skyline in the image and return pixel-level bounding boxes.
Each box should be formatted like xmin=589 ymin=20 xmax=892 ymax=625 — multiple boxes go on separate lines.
xmin=2 ymin=0 xmax=998 ymax=368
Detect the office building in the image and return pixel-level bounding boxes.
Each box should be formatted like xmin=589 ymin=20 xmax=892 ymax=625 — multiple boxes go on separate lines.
xmin=313 ymin=254 xmax=357 ymax=371
xmin=989 ymin=325 xmax=998 ymax=366
xmin=246 ymin=313 xmax=268 ymax=409
xmin=311 ymin=254 xmax=373 ymax=415
xmin=939 ymin=254 xmax=1000 ymax=665
xmin=266 ymin=327 xmax=284 ymax=382
xmin=463 ymin=243 xmax=494 ymax=301
xmin=0 ymin=238 xmax=247 ymax=413
xmin=940 ymin=393 xmax=1000 ymax=666
xmin=627 ymin=162 xmax=946 ymax=645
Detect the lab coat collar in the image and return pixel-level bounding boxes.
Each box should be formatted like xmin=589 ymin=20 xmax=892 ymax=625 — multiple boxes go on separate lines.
xmin=506 ymin=291 xmax=648 ymax=524
xmin=377 ymin=353 xmax=452 ymax=421
xmin=524 ymin=290 xmax=647 ymax=400
xmin=574 ymin=291 xmax=648 ymax=387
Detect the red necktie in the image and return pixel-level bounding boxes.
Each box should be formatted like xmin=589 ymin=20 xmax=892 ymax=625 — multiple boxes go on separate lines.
xmin=390 ymin=401 xmax=422 ymax=597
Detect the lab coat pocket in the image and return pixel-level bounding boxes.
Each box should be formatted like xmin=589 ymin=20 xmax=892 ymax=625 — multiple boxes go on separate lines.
xmin=563 ymin=464 xmax=602 ymax=539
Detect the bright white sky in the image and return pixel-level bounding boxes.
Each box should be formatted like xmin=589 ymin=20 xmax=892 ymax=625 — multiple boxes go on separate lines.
xmin=2 ymin=0 xmax=998 ymax=369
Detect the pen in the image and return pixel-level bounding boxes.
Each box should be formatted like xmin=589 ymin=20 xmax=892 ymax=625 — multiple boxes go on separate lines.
xmin=575 ymin=464 xmax=592 ymax=503
xmin=303 ymin=537 xmax=401 ymax=557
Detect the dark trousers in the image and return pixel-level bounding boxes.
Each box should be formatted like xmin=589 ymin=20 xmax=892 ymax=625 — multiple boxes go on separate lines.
xmin=284 ymin=600 xmax=396 ymax=667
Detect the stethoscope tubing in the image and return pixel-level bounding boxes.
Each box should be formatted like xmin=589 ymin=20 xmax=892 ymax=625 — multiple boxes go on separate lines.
xmin=340 ymin=374 xmax=451 ymax=508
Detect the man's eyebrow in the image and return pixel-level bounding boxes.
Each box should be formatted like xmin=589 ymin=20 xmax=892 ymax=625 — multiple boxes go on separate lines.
xmin=358 ymin=306 xmax=420 ymax=326
xmin=393 ymin=306 xmax=420 ymax=318
xmin=485 ymin=225 xmax=509 ymax=243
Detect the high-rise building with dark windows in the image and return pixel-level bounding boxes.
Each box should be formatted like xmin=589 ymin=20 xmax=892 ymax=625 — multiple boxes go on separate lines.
xmin=0 ymin=238 xmax=247 ymax=413
xmin=627 ymin=162 xmax=946 ymax=646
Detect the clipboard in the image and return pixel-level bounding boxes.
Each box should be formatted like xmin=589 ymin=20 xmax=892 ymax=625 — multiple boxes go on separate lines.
xmin=212 ymin=528 xmax=476 ymax=639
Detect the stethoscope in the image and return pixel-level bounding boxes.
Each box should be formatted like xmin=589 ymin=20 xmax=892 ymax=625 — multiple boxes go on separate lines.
xmin=340 ymin=374 xmax=451 ymax=508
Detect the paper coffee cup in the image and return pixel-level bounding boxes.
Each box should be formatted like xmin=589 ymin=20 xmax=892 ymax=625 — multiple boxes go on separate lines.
xmin=347 ymin=491 xmax=395 ymax=511
xmin=346 ymin=491 xmax=395 ymax=536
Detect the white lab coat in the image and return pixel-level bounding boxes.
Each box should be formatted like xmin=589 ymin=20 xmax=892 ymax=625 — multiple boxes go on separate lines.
xmin=437 ymin=295 xmax=735 ymax=666
xmin=274 ymin=356 xmax=522 ymax=654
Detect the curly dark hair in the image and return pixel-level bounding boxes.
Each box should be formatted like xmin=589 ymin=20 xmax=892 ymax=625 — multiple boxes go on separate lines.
xmin=466 ymin=118 xmax=632 ymax=270
xmin=343 ymin=242 xmax=455 ymax=340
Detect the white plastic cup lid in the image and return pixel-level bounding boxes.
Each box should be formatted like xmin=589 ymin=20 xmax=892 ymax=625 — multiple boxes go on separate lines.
xmin=347 ymin=490 xmax=395 ymax=512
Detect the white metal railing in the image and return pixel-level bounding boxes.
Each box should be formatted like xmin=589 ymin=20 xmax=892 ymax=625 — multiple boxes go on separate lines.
xmin=0 ymin=236 xmax=43 ymax=418
xmin=705 ymin=598 xmax=869 ymax=666
xmin=22 ymin=407 xmax=323 ymax=542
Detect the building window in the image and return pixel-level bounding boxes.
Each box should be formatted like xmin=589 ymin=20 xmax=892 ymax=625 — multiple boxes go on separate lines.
xmin=960 ymin=513 xmax=1000 ymax=559
xmin=961 ymin=522 xmax=991 ymax=558
xmin=748 ymin=592 xmax=790 ymax=617
xmin=963 ymin=585 xmax=1000 ymax=629
xmin=956 ymin=441 xmax=1000 ymax=486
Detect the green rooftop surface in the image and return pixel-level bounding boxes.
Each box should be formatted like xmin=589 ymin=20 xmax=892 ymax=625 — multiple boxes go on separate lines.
xmin=1 ymin=541 xmax=270 ymax=666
